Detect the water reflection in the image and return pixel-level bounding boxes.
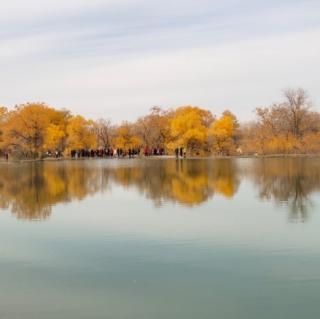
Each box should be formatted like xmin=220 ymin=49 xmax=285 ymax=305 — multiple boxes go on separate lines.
xmin=0 ymin=159 xmax=239 ymax=220
xmin=247 ymin=158 xmax=320 ymax=221
xmin=0 ymin=161 xmax=105 ymax=220
xmin=112 ymin=159 xmax=240 ymax=206
xmin=0 ymin=158 xmax=320 ymax=221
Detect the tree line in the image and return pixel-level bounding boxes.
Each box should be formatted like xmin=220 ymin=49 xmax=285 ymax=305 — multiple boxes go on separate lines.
xmin=0 ymin=88 xmax=319 ymax=159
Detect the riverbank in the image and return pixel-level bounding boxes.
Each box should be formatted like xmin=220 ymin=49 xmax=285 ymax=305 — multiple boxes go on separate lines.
xmin=2 ymin=153 xmax=320 ymax=164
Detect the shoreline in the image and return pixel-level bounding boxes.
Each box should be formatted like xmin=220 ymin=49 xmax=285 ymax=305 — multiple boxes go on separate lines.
xmin=2 ymin=153 xmax=320 ymax=164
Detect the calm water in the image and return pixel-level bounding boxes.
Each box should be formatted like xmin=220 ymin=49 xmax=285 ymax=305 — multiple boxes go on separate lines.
xmin=0 ymin=158 xmax=320 ymax=319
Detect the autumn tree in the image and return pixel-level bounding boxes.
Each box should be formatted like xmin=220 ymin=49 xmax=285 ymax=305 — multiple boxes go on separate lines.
xmin=66 ymin=115 xmax=96 ymax=150
xmin=115 ymin=122 xmax=141 ymax=150
xmin=136 ymin=114 xmax=153 ymax=149
xmin=209 ymin=111 xmax=239 ymax=155
xmin=0 ymin=107 xmax=8 ymax=150
xmin=0 ymin=106 xmax=7 ymax=122
xmin=1 ymin=103 xmax=68 ymax=158
xmin=0 ymin=106 xmax=8 ymax=136
xmin=249 ymin=88 xmax=320 ymax=154
xmin=168 ymin=106 xmax=213 ymax=155
xmin=94 ymin=119 xmax=115 ymax=149
xmin=136 ymin=107 xmax=172 ymax=150
xmin=239 ymin=122 xmax=264 ymax=154
xmin=44 ymin=109 xmax=70 ymax=152
xmin=256 ymin=88 xmax=312 ymax=139
xmin=284 ymin=88 xmax=312 ymax=138
xmin=1 ymin=87 xmax=318 ymax=158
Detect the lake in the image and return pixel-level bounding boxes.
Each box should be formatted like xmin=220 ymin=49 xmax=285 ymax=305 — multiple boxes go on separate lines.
xmin=0 ymin=158 xmax=320 ymax=319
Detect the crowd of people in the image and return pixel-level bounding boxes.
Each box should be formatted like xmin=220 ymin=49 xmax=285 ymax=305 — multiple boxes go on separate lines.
xmin=1 ymin=147 xmax=177 ymax=161
xmin=69 ymin=147 xmax=166 ymax=159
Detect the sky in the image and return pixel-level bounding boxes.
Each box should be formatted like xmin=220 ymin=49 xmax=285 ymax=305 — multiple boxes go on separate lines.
xmin=1 ymin=0 xmax=320 ymax=122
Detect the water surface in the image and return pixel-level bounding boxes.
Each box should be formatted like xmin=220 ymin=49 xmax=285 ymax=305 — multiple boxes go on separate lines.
xmin=0 ymin=158 xmax=320 ymax=319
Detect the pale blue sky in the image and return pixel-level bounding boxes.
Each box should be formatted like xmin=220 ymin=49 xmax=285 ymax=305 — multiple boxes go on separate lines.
xmin=1 ymin=0 xmax=320 ymax=122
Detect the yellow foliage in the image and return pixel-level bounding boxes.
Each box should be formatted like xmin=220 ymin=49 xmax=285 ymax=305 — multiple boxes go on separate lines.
xmin=0 ymin=103 xmax=71 ymax=157
xmin=169 ymin=106 xmax=213 ymax=153
xmin=0 ymin=106 xmax=7 ymax=119
xmin=45 ymin=124 xmax=66 ymax=150
xmin=209 ymin=113 xmax=237 ymax=155
xmin=1 ymin=89 xmax=320 ymax=158
xmin=210 ymin=115 xmax=233 ymax=138
xmin=300 ymin=132 xmax=320 ymax=153
xmin=0 ymin=107 xmax=7 ymax=146
xmin=1 ymin=104 xmax=53 ymax=156
xmin=66 ymin=115 xmax=96 ymax=150
xmin=265 ymin=134 xmax=299 ymax=154
xmin=115 ymin=123 xmax=141 ymax=149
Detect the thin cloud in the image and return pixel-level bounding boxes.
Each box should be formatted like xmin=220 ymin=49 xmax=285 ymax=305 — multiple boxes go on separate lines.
xmin=1 ymin=0 xmax=319 ymax=122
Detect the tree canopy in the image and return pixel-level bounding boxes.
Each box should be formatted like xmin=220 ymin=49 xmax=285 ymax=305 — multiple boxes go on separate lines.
xmin=1 ymin=88 xmax=319 ymax=158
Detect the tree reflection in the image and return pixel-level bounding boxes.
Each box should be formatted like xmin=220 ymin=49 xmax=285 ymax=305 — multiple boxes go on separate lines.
xmin=0 ymin=159 xmax=240 ymax=220
xmin=0 ymin=161 xmax=106 ymax=220
xmin=109 ymin=159 xmax=240 ymax=206
xmin=1 ymin=158 xmax=319 ymax=222
xmin=248 ymin=158 xmax=320 ymax=221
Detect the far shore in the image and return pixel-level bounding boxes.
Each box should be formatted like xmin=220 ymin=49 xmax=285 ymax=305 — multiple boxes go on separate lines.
xmin=2 ymin=153 xmax=320 ymax=164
